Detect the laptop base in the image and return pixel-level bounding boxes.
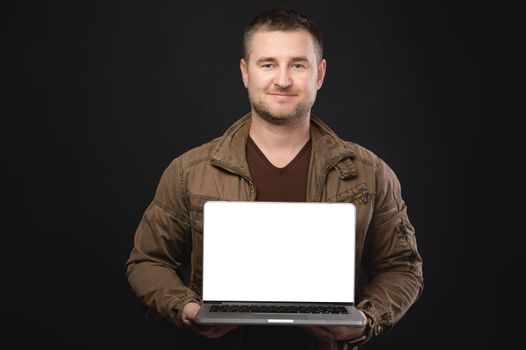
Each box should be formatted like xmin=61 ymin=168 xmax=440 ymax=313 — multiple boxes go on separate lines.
xmin=195 ymin=303 xmax=367 ymax=326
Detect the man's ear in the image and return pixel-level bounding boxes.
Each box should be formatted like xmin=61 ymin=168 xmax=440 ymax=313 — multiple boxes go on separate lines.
xmin=316 ymin=58 xmax=327 ymax=90
xmin=240 ymin=58 xmax=249 ymax=88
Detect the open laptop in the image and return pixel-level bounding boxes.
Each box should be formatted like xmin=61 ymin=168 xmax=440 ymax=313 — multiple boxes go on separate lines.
xmin=195 ymin=201 xmax=366 ymax=326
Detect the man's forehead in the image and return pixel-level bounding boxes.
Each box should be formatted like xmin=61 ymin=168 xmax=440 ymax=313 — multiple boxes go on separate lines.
xmin=251 ymin=29 xmax=314 ymax=46
xmin=248 ymin=29 xmax=317 ymax=60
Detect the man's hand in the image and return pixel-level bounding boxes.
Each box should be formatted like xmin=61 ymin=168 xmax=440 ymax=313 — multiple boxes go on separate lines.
xmin=301 ymin=310 xmax=368 ymax=342
xmin=181 ymin=302 xmax=237 ymax=339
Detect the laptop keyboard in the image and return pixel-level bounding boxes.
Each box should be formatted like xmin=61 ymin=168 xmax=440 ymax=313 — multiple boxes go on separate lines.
xmin=209 ymin=305 xmax=349 ymax=314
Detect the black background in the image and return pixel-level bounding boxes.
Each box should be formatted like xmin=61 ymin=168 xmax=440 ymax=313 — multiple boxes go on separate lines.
xmin=2 ymin=1 xmax=520 ymax=349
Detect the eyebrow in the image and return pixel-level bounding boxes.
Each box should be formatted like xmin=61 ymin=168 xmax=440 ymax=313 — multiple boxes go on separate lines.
xmin=255 ymin=56 xmax=311 ymax=65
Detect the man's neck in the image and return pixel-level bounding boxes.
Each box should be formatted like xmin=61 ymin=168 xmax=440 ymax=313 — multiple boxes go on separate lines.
xmin=248 ymin=112 xmax=311 ymax=168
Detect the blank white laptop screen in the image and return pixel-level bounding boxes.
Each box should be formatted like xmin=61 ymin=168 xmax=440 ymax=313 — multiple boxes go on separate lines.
xmin=202 ymin=201 xmax=356 ymax=303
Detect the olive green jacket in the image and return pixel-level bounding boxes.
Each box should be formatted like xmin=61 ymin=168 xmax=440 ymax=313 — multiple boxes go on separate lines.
xmin=125 ymin=113 xmax=423 ymax=349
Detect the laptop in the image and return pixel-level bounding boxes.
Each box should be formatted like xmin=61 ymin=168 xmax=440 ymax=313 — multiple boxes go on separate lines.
xmin=194 ymin=201 xmax=366 ymax=326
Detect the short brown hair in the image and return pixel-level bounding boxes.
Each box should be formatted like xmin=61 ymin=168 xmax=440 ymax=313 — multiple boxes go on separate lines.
xmin=243 ymin=8 xmax=323 ymax=62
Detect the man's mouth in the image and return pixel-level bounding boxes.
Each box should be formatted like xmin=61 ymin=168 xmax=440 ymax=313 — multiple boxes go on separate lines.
xmin=268 ymin=92 xmax=296 ymax=97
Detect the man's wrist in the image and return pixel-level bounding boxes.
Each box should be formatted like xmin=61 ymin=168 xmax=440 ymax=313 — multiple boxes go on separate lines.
xmin=345 ymin=313 xmax=374 ymax=346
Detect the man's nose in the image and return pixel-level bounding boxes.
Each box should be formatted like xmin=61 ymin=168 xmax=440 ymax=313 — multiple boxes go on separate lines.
xmin=273 ymin=67 xmax=292 ymax=88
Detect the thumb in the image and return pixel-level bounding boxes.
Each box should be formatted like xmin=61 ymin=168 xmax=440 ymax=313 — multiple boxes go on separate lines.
xmin=182 ymin=302 xmax=201 ymax=325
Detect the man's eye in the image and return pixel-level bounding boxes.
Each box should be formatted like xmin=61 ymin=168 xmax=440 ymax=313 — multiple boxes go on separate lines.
xmin=293 ymin=64 xmax=306 ymax=69
xmin=261 ymin=64 xmax=273 ymax=69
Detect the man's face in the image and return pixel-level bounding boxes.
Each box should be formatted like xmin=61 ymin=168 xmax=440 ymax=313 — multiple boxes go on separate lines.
xmin=240 ymin=30 xmax=326 ymax=125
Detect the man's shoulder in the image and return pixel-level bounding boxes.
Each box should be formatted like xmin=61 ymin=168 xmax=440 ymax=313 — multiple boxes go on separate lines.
xmin=173 ymin=137 xmax=221 ymax=170
xmin=342 ymin=140 xmax=401 ymax=186
xmin=311 ymin=115 xmax=381 ymax=169
xmin=340 ymin=139 xmax=380 ymax=169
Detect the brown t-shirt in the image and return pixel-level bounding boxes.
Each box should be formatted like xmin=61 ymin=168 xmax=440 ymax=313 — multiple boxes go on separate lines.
xmin=242 ymin=136 xmax=313 ymax=348
xmin=246 ymin=136 xmax=311 ymax=202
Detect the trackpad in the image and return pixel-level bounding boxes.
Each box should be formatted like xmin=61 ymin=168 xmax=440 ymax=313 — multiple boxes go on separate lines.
xmin=257 ymin=314 xmax=308 ymax=320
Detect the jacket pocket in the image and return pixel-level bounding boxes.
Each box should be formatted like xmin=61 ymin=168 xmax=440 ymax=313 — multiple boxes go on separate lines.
xmin=327 ymin=183 xmax=374 ymax=206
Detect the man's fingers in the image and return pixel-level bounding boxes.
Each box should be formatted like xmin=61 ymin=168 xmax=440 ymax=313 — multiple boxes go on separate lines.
xmin=302 ymin=326 xmax=336 ymax=342
xmin=326 ymin=325 xmax=366 ymax=340
xmin=181 ymin=302 xmax=237 ymax=340
xmin=200 ymin=328 xmax=234 ymax=339
xmin=197 ymin=325 xmax=238 ymax=339
xmin=323 ymin=326 xmax=348 ymax=339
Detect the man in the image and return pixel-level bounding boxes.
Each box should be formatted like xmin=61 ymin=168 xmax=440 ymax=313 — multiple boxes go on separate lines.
xmin=126 ymin=8 xmax=423 ymax=350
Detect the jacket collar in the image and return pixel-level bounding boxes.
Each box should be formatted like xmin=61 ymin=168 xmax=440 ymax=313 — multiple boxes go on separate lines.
xmin=210 ymin=113 xmax=358 ymax=181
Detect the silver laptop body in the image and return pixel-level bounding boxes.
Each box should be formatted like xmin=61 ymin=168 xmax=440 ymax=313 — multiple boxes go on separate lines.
xmin=195 ymin=201 xmax=366 ymax=326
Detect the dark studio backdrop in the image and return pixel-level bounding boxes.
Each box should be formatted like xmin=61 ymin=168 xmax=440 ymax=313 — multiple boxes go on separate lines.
xmin=2 ymin=0 xmax=520 ymax=349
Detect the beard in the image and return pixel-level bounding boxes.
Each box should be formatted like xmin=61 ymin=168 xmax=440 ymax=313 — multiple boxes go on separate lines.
xmin=249 ymin=92 xmax=312 ymax=126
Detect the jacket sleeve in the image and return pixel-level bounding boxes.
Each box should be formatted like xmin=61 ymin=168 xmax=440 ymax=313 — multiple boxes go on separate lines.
xmin=356 ymin=157 xmax=424 ymax=341
xmin=125 ymin=157 xmax=201 ymax=328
